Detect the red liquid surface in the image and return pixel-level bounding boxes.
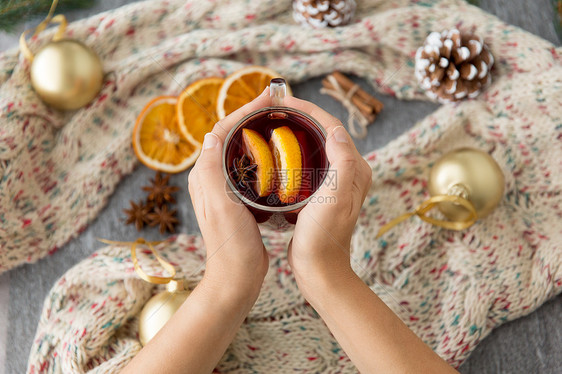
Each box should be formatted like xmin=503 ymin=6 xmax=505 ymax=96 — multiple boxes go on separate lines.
xmin=225 ymin=108 xmax=328 ymax=207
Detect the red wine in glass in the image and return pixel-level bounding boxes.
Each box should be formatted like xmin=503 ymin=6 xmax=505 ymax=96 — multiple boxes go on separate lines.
xmin=222 ymin=79 xmax=329 ymax=229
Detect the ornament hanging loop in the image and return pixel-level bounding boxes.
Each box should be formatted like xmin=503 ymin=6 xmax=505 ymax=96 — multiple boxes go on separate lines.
xmin=19 ymin=0 xmax=67 ymax=62
xmin=97 ymin=238 xmax=190 ymax=347
xmin=376 ymin=194 xmax=478 ymax=238
xmin=376 ymin=148 xmax=504 ymax=238
xmin=97 ymin=238 xmax=176 ymax=284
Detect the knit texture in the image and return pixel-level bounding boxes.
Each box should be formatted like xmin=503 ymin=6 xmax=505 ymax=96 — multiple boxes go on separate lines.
xmin=2 ymin=0 xmax=558 ymax=371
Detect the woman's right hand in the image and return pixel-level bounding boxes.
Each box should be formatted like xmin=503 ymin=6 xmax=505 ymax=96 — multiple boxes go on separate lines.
xmin=284 ymin=97 xmax=458 ymax=374
xmin=284 ymin=96 xmax=372 ymax=301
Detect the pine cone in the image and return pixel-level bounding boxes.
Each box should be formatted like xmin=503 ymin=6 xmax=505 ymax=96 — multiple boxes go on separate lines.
xmin=293 ymin=0 xmax=356 ymax=28
xmin=415 ymin=29 xmax=494 ymax=103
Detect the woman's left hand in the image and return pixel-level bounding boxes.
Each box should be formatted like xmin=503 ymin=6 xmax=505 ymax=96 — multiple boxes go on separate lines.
xmin=123 ymin=91 xmax=274 ymax=374
xmin=188 ymin=88 xmax=272 ymax=304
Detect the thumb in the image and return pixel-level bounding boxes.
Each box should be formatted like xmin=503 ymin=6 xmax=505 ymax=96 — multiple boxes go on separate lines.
xmin=192 ymin=132 xmax=230 ymax=201
xmin=315 ymin=126 xmax=356 ymax=200
xmin=197 ymin=132 xmax=222 ymax=170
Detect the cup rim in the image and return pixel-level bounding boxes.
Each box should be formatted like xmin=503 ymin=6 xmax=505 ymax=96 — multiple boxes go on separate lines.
xmin=222 ymin=106 xmax=328 ymax=213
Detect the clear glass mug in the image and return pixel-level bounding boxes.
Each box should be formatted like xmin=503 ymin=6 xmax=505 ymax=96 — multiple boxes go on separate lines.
xmin=222 ymin=79 xmax=329 ymax=229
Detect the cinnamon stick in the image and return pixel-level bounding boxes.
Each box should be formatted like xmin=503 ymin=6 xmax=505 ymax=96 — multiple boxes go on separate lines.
xmin=322 ymin=78 xmax=376 ymax=122
xmin=331 ymin=72 xmax=384 ymax=114
xmin=322 ymin=72 xmax=384 ymax=124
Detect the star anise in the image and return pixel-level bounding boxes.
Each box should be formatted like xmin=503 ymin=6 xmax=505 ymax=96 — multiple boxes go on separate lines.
xmin=123 ymin=200 xmax=153 ymax=231
xmin=147 ymin=204 xmax=179 ymax=234
xmin=142 ymin=172 xmax=180 ymax=207
xmin=229 ymin=154 xmax=258 ymax=192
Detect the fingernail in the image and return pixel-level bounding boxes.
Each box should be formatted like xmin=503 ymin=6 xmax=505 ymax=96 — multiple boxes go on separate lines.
xmin=333 ymin=126 xmax=348 ymax=144
xmin=203 ymin=133 xmax=219 ymax=150
xmin=258 ymin=87 xmax=269 ymax=97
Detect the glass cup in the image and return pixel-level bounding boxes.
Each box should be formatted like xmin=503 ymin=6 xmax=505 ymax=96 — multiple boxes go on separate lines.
xmin=222 ymin=78 xmax=329 ymax=229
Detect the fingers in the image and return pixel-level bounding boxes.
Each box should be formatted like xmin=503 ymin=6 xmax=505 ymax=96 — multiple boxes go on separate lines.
xmin=315 ymin=126 xmax=356 ymax=200
xmin=193 ymin=132 xmax=223 ymax=177
xmin=212 ymin=87 xmax=344 ymax=145
xmin=212 ymin=87 xmax=271 ymax=142
xmin=357 ymin=157 xmax=373 ymax=202
xmin=189 ymin=87 xmax=273 ymax=222
xmin=284 ymin=95 xmax=343 ymax=134
xmin=283 ymin=97 xmax=364 ymax=166
xmin=190 ymin=133 xmax=239 ymax=221
xmin=192 ymin=90 xmax=373 ymax=222
xmin=310 ymin=126 xmax=372 ymax=218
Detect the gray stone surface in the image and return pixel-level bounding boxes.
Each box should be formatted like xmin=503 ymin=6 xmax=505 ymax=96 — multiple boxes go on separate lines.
xmin=479 ymin=0 xmax=561 ymax=46
xmin=0 ymin=0 xmax=139 ymax=51
xmin=1 ymin=1 xmax=561 ymax=373
xmin=0 ymin=274 xmax=8 ymax=374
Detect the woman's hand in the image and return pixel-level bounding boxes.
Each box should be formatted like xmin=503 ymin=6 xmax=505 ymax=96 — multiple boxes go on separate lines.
xmin=284 ymin=97 xmax=457 ymax=374
xmin=284 ymin=96 xmax=372 ymax=300
xmin=123 ymin=91 xmax=274 ymax=374
xmin=124 ymin=92 xmax=457 ymax=374
xmin=188 ymin=89 xmax=272 ymax=304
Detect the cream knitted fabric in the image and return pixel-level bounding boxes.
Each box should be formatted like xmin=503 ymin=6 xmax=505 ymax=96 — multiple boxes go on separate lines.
xmin=3 ymin=0 xmax=559 ymax=372
xmin=0 ymin=0 xmax=557 ymax=270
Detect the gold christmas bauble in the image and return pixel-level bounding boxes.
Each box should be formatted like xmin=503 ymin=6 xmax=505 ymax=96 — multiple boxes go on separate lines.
xmin=138 ymin=279 xmax=190 ymax=346
xmin=428 ymin=148 xmax=504 ymax=222
xmin=30 ymin=39 xmax=103 ymax=110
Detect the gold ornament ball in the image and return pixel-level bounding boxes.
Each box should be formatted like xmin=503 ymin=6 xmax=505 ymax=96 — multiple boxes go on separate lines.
xmin=138 ymin=280 xmax=190 ymax=346
xmin=428 ymin=148 xmax=504 ymax=222
xmin=30 ymin=39 xmax=103 ymax=110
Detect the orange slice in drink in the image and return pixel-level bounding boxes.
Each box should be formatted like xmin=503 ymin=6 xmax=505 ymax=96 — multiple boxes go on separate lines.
xmin=133 ymin=96 xmax=200 ymax=173
xmin=269 ymin=126 xmax=302 ymax=204
xmin=216 ymin=66 xmax=292 ymax=119
xmin=242 ymin=129 xmax=275 ymax=197
xmin=177 ymin=77 xmax=224 ymax=145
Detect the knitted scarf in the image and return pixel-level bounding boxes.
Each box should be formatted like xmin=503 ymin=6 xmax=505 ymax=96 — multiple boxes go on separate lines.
xmin=0 ymin=0 xmax=558 ymax=372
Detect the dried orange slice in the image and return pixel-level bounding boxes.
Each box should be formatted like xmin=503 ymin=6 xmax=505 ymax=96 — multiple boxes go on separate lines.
xmin=177 ymin=77 xmax=224 ymax=145
xmin=269 ymin=126 xmax=302 ymax=203
xmin=216 ymin=66 xmax=292 ymax=119
xmin=242 ymin=129 xmax=275 ymax=197
xmin=133 ymin=96 xmax=200 ymax=173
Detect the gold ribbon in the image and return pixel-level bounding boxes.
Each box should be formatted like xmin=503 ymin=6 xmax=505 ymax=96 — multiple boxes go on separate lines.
xmin=98 ymin=238 xmax=176 ymax=284
xmin=19 ymin=0 xmax=67 ymax=61
xmin=376 ymin=195 xmax=478 ymax=238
